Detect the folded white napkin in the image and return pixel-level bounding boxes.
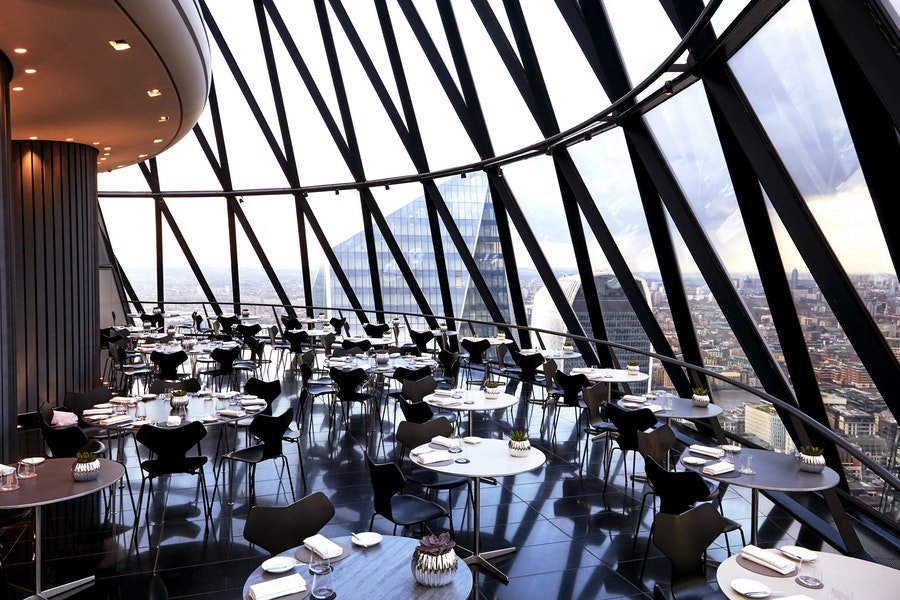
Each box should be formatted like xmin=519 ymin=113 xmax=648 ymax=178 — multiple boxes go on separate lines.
xmin=0 ymin=464 xmax=13 ymax=474
xmin=410 ymin=446 xmax=432 ymax=457
xmin=241 ymin=398 xmax=267 ymax=406
xmin=303 ymin=534 xmax=343 ymax=559
xmin=622 ymin=394 xmax=645 ymax=402
xmin=389 ymin=352 xmax=400 ymax=358
xmin=417 ymin=451 xmax=453 ymax=464
xmin=778 ymin=596 xmax=814 ymax=600
xmin=218 ymin=409 xmax=246 ymax=418
xmin=570 ymin=367 xmax=592 ymax=374
xmin=646 ymin=404 xmax=663 ymax=413
xmin=431 ymin=435 xmax=453 ymax=448
xmin=100 ymin=415 xmax=133 ymax=426
xmin=165 ymin=416 xmax=182 ymax=427
xmin=430 ymin=397 xmax=460 ymax=406
xmin=690 ymin=444 xmax=725 ymax=458
xmin=83 ymin=408 xmax=114 ymax=416
xmin=328 ymin=357 xmax=345 ymax=363
xmin=703 ymin=461 xmax=734 ymax=476
xmin=741 ymin=544 xmax=796 ymax=574
xmin=51 ymin=411 xmax=79 ymax=427
xmin=433 ymin=389 xmax=453 ymax=396
xmin=110 ymin=396 xmax=132 ymax=404
xmin=248 ymin=573 xmax=307 ymax=600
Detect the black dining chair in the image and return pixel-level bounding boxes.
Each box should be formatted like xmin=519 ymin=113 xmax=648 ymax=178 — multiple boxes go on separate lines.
xmin=604 ymin=402 xmax=659 ymax=492
xmin=330 ymin=367 xmax=372 ymax=426
xmin=150 ymin=350 xmax=188 ymax=381
xmin=363 ymin=322 xmax=390 ymax=338
xmin=244 ymin=491 xmax=335 ymax=555
xmin=460 ymin=338 xmax=491 ymax=387
xmin=365 ymin=453 xmax=451 ymax=536
xmin=547 ymin=370 xmax=590 ymax=441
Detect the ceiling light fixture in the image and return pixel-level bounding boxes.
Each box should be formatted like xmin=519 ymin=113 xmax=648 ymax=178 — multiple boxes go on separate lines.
xmin=24 ymin=68 xmax=36 ymax=74
xmin=109 ymin=39 xmax=131 ymax=51
xmin=65 ymin=138 xmax=74 ymax=142
xmin=12 ymin=87 xmax=23 ymax=92
xmin=157 ymin=116 xmax=169 ymax=122
xmin=147 ymin=89 xmax=162 ymax=98
xmin=28 ymin=136 xmax=37 ymax=140
xmin=460 ymin=172 xmax=467 ymax=179
xmin=663 ymin=81 xmax=674 ymax=96
xmin=153 ymin=138 xmax=163 ymax=143
xmin=13 ymin=48 xmax=26 ymax=54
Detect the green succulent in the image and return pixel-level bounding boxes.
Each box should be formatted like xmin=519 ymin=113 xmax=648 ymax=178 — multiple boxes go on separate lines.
xmin=692 ymin=387 xmax=709 ymax=396
xmin=75 ymin=451 xmax=97 ymax=464
xmin=627 ymin=361 xmax=639 ymax=367
xmin=508 ymin=430 xmax=528 ymax=442
xmin=800 ymin=445 xmax=824 ymax=456
xmin=485 ymin=381 xmax=502 ymax=388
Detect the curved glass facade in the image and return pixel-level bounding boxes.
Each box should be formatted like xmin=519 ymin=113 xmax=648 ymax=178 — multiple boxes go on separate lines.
xmin=98 ymin=1 xmax=900 ymax=532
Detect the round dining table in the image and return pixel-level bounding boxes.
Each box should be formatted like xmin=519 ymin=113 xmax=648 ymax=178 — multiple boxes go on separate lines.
xmin=423 ymin=389 xmax=518 ymax=436
xmin=679 ymin=447 xmax=840 ymax=545
xmin=242 ymin=534 xmax=472 ymax=599
xmin=716 ymin=549 xmax=900 ymax=599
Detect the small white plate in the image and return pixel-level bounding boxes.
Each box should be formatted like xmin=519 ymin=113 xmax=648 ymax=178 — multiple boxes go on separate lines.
xmin=731 ymin=578 xmax=770 ymax=598
xmin=779 ymin=545 xmax=817 ymax=562
xmin=21 ymin=457 xmax=45 ymax=465
xmin=682 ymin=456 xmax=707 ymax=466
xmin=93 ymin=403 xmax=113 ymax=409
xmin=261 ymin=556 xmax=298 ymax=573
xmin=141 ymin=394 xmax=156 ymax=400
xmin=201 ymin=416 xmax=219 ymax=423
xmin=463 ymin=436 xmax=482 ymax=444
xmin=721 ymin=444 xmax=742 ymax=453
xmin=351 ymin=532 xmax=382 ymax=547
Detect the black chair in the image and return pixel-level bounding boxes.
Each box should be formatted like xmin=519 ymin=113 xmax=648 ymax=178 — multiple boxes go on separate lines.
xmin=329 ymin=316 xmax=348 ymax=337
xmin=341 ymin=338 xmax=372 ymax=353
xmin=634 ymin=425 xmax=678 ymax=541
xmin=365 ymin=453 xmax=450 ymax=536
xmin=221 ymin=409 xmax=298 ymax=505
xmin=580 ymin=381 xmax=614 ymax=474
xmin=649 ymin=502 xmax=730 ymax=600
xmin=547 ymin=371 xmax=590 ymax=441
xmin=299 ymin=362 xmax=334 ymax=420
xmin=395 ymin=417 xmax=469 ymax=534
xmin=604 ymin=402 xmax=659 ymax=491
xmin=216 ymin=314 xmax=241 ymax=337
xmin=460 ymin=338 xmax=491 ymax=386
xmin=363 ymin=322 xmax=390 ymax=338
xmin=408 ymin=329 xmax=435 ymax=355
xmin=150 ymin=350 xmax=188 ymax=381
xmin=38 ymin=402 xmax=106 ymax=458
xmin=140 ymin=312 xmax=164 ymax=330
xmin=135 ymin=421 xmax=211 ymax=525
xmin=244 ymin=492 xmax=335 ymax=555
xmin=283 ymin=329 xmax=311 ymax=372
xmin=148 ymin=377 xmax=201 ymax=395
xmin=433 ymin=349 xmax=460 ymax=390
xmin=204 ymin=345 xmax=241 ymax=391
xmin=330 ymin=367 xmax=371 ymax=425
xmin=244 ymin=377 xmax=282 ymax=416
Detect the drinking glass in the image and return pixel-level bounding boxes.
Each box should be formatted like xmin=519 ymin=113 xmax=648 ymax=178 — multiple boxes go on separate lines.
xmin=308 ymin=552 xmax=330 ymax=575
xmin=738 ymin=454 xmax=755 ymax=475
xmin=448 ymin=433 xmax=462 ymax=454
xmin=796 ymin=558 xmax=823 ymax=588
xmin=17 ymin=459 xmax=36 ymax=479
xmin=136 ymin=401 xmax=148 ymax=420
xmin=310 ymin=565 xmax=334 ymax=599
xmin=0 ymin=467 xmax=19 ymax=491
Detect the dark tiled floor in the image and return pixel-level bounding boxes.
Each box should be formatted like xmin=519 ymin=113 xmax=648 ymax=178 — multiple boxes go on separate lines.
xmin=2 ymin=373 xmax=843 ymax=599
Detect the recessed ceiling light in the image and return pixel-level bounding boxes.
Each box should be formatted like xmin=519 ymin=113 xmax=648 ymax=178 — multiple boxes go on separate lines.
xmin=65 ymin=138 xmax=74 ymax=142
xmin=24 ymin=68 xmax=36 ymax=74
xmin=13 ymin=48 xmax=26 ymax=54
xmin=28 ymin=136 xmax=37 ymax=140
xmin=93 ymin=141 xmax=100 ymax=145
xmin=138 ymin=154 xmax=148 ymax=159
xmin=99 ymin=157 xmax=107 ymax=161
xmin=147 ymin=89 xmax=162 ymax=98
xmin=157 ymin=116 xmax=169 ymax=122
xmin=153 ymin=138 xmax=163 ymax=143
xmin=109 ymin=39 xmax=131 ymax=51
xmin=12 ymin=87 xmax=23 ymax=92
xmin=103 ymin=147 xmax=111 ymax=150
xmin=103 ymin=153 xmax=110 ymax=156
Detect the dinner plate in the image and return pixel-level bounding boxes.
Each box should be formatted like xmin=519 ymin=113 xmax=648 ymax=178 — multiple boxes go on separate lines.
xmin=93 ymin=403 xmax=113 ymax=409
xmin=721 ymin=444 xmax=742 ymax=453
xmin=201 ymin=416 xmax=220 ymax=423
xmin=463 ymin=436 xmax=482 ymax=444
xmin=682 ymin=456 xmax=707 ymax=466
xmin=21 ymin=457 xmax=44 ymax=465
xmin=730 ymin=578 xmax=771 ymax=597
xmin=778 ymin=545 xmax=817 ymax=562
xmin=261 ymin=556 xmax=298 ymax=573
xmin=141 ymin=394 xmax=156 ymax=400
xmin=351 ymin=532 xmax=382 ymax=547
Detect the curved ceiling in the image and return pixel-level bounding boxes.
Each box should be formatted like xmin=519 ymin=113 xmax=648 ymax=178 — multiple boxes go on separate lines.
xmin=1 ymin=0 xmax=210 ymax=172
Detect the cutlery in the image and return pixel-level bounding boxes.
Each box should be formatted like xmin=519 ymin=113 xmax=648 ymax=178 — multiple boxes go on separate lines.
xmin=351 ymin=532 xmax=367 ymax=547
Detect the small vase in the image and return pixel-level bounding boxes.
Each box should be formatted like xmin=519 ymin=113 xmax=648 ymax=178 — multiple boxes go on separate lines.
xmin=484 ymin=387 xmax=501 ymax=399
xmin=411 ymin=548 xmax=458 ymax=587
xmin=626 ymin=365 xmax=639 ymax=374
xmin=798 ymin=453 xmax=826 ymax=473
xmin=562 ymin=345 xmax=573 ymax=354
xmin=375 ymin=353 xmax=389 ymax=365
xmin=508 ymin=439 xmax=531 ymax=457
xmin=691 ymin=394 xmax=710 ymax=407
xmin=71 ymin=459 xmax=101 ymax=482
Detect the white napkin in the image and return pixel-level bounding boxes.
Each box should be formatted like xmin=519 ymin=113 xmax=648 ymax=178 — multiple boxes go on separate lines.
xmin=431 ymin=435 xmax=453 ymax=448
xmin=328 ymin=357 xmax=346 ymax=363
xmin=703 ymin=461 xmax=735 ymax=475
xmin=778 ymin=596 xmax=814 ymax=600
xmin=241 ymin=398 xmax=267 ymax=406
xmin=165 ymin=416 xmax=182 ymax=427
xmin=417 ymin=451 xmax=453 ymax=464
xmin=389 ymin=352 xmax=400 ymax=358
xmin=690 ymin=444 xmax=725 ymax=458
xmin=218 ymin=409 xmax=246 ymax=418
xmin=741 ymin=545 xmax=796 ymax=575
xmin=110 ymin=396 xmax=132 ymax=404
xmin=432 ymin=389 xmax=453 ymax=396
xmin=303 ymin=534 xmax=343 ymax=559
xmin=570 ymin=367 xmax=592 ymax=374
xmin=83 ymin=408 xmax=114 ymax=416
xmin=622 ymin=394 xmax=645 ymax=402
xmin=100 ymin=415 xmax=133 ymax=426
xmin=430 ymin=397 xmax=460 ymax=406
xmin=248 ymin=573 xmax=307 ymax=600
xmin=51 ymin=411 xmax=79 ymax=427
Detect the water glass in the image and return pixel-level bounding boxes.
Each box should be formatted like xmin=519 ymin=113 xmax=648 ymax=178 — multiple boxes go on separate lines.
xmin=136 ymin=401 xmax=148 ymax=420
xmin=17 ymin=460 xmax=37 ymax=479
xmin=0 ymin=467 xmax=19 ymax=491
xmin=796 ymin=558 xmax=823 ymax=588
xmin=448 ymin=433 xmax=462 ymax=454
xmin=308 ymin=552 xmax=330 ymax=575
xmin=738 ymin=454 xmax=755 ymax=475
xmin=310 ymin=565 xmax=334 ymax=599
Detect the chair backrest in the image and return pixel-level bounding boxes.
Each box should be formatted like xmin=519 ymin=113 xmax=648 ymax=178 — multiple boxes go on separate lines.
xmin=581 ymin=382 xmax=609 ymax=427
xmin=320 ymin=332 xmax=336 ymax=355
xmin=436 ymin=349 xmax=459 ymax=384
xmin=363 ymin=322 xmax=390 ymax=337
xmin=247 ymin=409 xmax=294 ymax=459
xmin=244 ymin=491 xmax=336 ymax=555
xmin=553 ymin=371 xmax=590 ymax=406
xmin=283 ymin=330 xmax=309 ymax=352
xmin=281 ymin=316 xmax=303 ymax=331
xmin=644 ymin=457 xmax=714 ymax=515
xmin=300 ymin=350 xmax=316 ymax=366
xmin=460 ymin=338 xmax=491 ymax=364
xmin=511 ymin=350 xmax=545 ymax=381
xmin=329 ymin=317 xmax=348 ymax=336
xmin=236 ymin=323 xmax=262 ymax=344
xmin=64 ymin=385 xmax=113 ymax=417
xmin=193 ymin=313 xmax=204 ymax=330
xmin=401 ymin=375 xmax=438 ymax=403
xmin=245 ymin=377 xmax=282 ymax=402
xmin=149 ymin=377 xmax=201 ymax=394
xmin=392 ymin=366 xmax=432 ymax=388
xmin=409 ymin=329 xmax=434 ymax=352
xmin=636 ymin=424 xmax=676 ymax=467
xmin=210 ymin=345 xmax=241 ymax=372
xmin=653 ymin=502 xmax=727 ymax=589
xmin=342 ymin=339 xmax=372 ymax=353
xmin=366 ymin=453 xmax=407 ymax=522
xmin=137 ymin=421 xmax=207 ymax=462
xmin=329 ymin=367 xmax=369 ymax=401
xmin=150 ymin=350 xmax=188 ymax=381
xmin=216 ymin=314 xmax=241 ymax=335
xmin=605 ymin=402 xmax=658 ymax=452
xmin=396 ymin=417 xmax=453 ymax=451
xmin=38 ymin=412 xmax=92 ymax=458
xmin=397 ymin=395 xmax=434 ymax=424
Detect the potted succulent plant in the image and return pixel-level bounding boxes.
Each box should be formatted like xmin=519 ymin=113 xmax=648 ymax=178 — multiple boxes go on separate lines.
xmin=562 ymin=340 xmax=574 ymax=354
xmin=438 ymin=321 xmax=447 ymax=332
xmin=691 ymin=387 xmax=710 ymax=407
xmin=508 ymin=430 xmax=531 ymax=457
xmin=484 ymin=381 xmax=502 ymax=398
xmin=798 ymin=445 xmax=826 ymax=473
xmin=626 ymin=360 xmax=640 ymax=374
xmin=411 ymin=532 xmax=457 ymax=587
xmin=71 ymin=451 xmax=101 ymax=482
xmin=170 ymin=388 xmax=189 ymax=408
xmin=496 ymin=329 xmax=505 ymax=341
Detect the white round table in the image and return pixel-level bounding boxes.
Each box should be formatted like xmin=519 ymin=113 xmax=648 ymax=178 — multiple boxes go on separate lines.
xmin=423 ymin=389 xmax=518 ymax=435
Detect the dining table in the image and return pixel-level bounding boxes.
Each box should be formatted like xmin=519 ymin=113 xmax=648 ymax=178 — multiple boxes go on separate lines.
xmin=0 ymin=457 xmax=125 ymax=597
xmin=423 ymin=389 xmax=519 ymax=436
xmin=412 ymin=438 xmax=545 ymax=584
xmin=573 ymin=367 xmax=650 ymax=401
xmin=716 ymin=548 xmax=900 ymax=599
xmin=679 ymin=447 xmax=840 ymax=545
xmin=241 ymin=534 xmax=473 ymax=599
xmin=616 ymin=394 xmax=724 ymax=422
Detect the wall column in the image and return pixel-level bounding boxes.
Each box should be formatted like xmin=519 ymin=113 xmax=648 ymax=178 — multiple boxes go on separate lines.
xmin=0 ymin=53 xmax=16 ymax=461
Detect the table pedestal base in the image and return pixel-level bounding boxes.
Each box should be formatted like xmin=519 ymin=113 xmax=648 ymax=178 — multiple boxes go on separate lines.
xmin=464 ymin=547 xmax=516 ymax=584
xmin=41 ymin=575 xmax=95 ymax=598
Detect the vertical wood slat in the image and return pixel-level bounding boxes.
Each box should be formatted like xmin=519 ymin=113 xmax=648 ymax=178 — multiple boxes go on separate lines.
xmin=10 ymin=140 xmax=99 ymax=415
xmin=0 ymin=55 xmax=17 ymax=461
